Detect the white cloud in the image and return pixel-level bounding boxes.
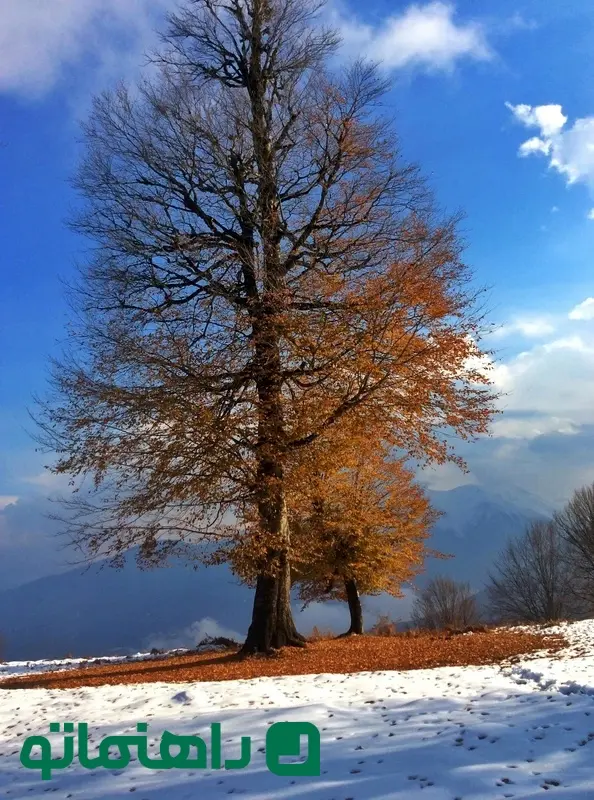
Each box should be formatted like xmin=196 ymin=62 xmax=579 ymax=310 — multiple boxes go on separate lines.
xmin=0 ymin=0 xmax=174 ymax=96
xmin=491 ymin=316 xmax=556 ymax=339
xmin=419 ymin=461 xmax=479 ymax=491
xmin=417 ymin=301 xmax=594 ymax=498
xmin=507 ymin=102 xmax=567 ymax=137
xmin=2 ymin=1 xmax=493 ymax=99
xmin=588 ymin=209 xmax=594 ymax=220
xmin=22 ymin=471 xmax=72 ymax=491
xmin=434 ymin=306 xmax=594 ymax=503
xmin=0 ymin=496 xmax=19 ymax=511
xmin=507 ymin=101 xmax=594 ymax=187
xmin=490 ymin=415 xmax=578 ymax=440
xmin=334 ymin=2 xmax=492 ymax=72
xmin=542 ymin=334 xmax=592 ymax=353
xmin=145 ymin=618 xmax=242 ymax=651
xmin=499 ymin=13 xmax=538 ymax=33
xmin=0 ymin=0 xmax=498 ymax=102
xmin=569 ymin=297 xmax=594 ymax=321
xmin=519 ymin=137 xmax=552 ymax=157
xmin=490 ymin=333 xmax=594 ymax=434
xmin=405 ymin=298 xmax=594 ymax=500
xmin=516 ymin=319 xmax=556 ymax=337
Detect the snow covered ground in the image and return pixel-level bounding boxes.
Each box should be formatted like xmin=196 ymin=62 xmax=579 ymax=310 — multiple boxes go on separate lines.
xmin=0 ymin=643 xmax=231 ymax=679
xmin=3 ymin=622 xmax=594 ymax=798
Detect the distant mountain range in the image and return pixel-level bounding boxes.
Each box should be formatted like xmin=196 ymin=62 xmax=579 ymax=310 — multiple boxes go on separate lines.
xmin=0 ymin=553 xmax=253 ymax=662
xmin=421 ymin=483 xmax=550 ymax=588
xmin=0 ymin=484 xmax=551 ymax=661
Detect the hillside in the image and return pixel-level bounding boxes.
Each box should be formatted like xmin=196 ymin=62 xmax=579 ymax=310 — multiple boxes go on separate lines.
xmin=0 ymin=484 xmax=548 ymax=661
xmin=0 ymin=551 xmax=253 ymax=661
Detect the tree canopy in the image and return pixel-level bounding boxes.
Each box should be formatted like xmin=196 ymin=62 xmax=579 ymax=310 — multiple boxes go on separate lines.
xmin=35 ymin=0 xmax=498 ymax=652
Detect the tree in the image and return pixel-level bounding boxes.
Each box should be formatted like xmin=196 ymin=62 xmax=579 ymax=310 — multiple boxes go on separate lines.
xmin=35 ymin=0 xmax=498 ymax=654
xmin=554 ymin=483 xmax=594 ymax=611
xmin=290 ymin=435 xmax=440 ymax=636
xmin=486 ymin=520 xmax=577 ymax=624
xmin=411 ymin=576 xmax=480 ymax=631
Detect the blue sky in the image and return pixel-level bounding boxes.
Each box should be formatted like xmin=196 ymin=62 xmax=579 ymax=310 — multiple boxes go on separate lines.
xmin=2 ymin=0 xmax=594 ymax=587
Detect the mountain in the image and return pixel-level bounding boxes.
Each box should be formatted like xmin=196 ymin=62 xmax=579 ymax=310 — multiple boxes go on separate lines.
xmin=422 ymin=484 xmax=550 ymax=590
xmin=0 ymin=549 xmax=254 ymax=662
xmin=0 ymin=484 xmax=551 ymax=661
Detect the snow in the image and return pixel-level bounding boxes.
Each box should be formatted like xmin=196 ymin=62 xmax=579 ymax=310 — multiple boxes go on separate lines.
xmin=0 ymin=645 xmax=228 ymax=679
xmin=0 ymin=653 xmax=161 ymax=679
xmin=3 ymin=622 xmax=594 ymax=798
xmin=503 ymin=620 xmax=594 ymax=699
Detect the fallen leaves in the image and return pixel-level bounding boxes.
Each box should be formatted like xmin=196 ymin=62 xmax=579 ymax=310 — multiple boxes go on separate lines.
xmin=0 ymin=628 xmax=566 ymax=691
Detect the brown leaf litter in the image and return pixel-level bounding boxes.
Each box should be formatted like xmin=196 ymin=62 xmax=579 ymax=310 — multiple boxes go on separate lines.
xmin=0 ymin=628 xmax=566 ymax=691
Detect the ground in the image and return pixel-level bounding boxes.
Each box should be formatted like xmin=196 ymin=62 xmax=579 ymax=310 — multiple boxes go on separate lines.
xmin=0 ymin=629 xmax=562 ymax=689
xmin=2 ymin=622 xmax=594 ymax=798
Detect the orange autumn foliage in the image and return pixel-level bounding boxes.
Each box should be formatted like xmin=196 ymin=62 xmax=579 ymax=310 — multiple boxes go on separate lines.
xmin=291 ymin=444 xmax=441 ymax=607
xmin=228 ymin=427 xmax=441 ymax=607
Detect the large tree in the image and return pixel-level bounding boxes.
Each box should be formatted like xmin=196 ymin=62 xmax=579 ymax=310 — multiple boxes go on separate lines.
xmin=36 ymin=0 xmax=497 ymax=653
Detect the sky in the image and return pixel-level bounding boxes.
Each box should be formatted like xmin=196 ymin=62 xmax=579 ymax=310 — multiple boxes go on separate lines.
xmin=3 ymin=0 xmax=594 ymax=589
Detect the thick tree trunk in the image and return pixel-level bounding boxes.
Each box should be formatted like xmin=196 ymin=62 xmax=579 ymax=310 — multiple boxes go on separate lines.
xmin=240 ymin=1 xmax=305 ymax=656
xmin=241 ymin=496 xmax=305 ymax=654
xmin=240 ymin=410 xmax=307 ymax=654
xmin=342 ymin=577 xmax=364 ymax=635
xmin=241 ymin=550 xmax=306 ymax=654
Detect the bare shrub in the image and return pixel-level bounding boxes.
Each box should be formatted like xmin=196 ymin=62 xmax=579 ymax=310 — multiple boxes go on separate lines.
xmin=197 ymin=635 xmax=239 ymax=649
xmin=368 ymin=615 xmax=401 ymax=636
xmin=308 ymin=626 xmax=335 ymax=641
xmin=411 ymin=576 xmax=480 ymax=631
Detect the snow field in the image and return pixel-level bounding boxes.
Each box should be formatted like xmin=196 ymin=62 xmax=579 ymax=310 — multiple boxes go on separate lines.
xmin=3 ymin=621 xmax=594 ymax=798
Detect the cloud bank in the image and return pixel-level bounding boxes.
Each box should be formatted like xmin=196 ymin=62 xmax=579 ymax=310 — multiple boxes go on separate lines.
xmin=492 ymin=316 xmax=556 ymax=340
xmin=1 ymin=1 xmax=492 ymax=98
xmin=569 ymin=298 xmax=594 ymax=321
xmin=145 ymin=618 xmax=243 ymax=651
xmin=0 ymin=0 xmax=174 ymax=96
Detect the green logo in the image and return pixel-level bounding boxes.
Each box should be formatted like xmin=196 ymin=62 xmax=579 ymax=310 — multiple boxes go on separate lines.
xmin=19 ymin=721 xmax=321 ymax=780
xmin=266 ymin=721 xmax=321 ymax=776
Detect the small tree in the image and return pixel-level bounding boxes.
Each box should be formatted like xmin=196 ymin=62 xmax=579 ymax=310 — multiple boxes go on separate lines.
xmin=290 ymin=441 xmax=440 ymax=636
xmin=486 ymin=520 xmax=577 ymax=624
xmin=411 ymin=576 xmax=479 ymax=631
xmin=228 ymin=426 xmax=440 ymax=635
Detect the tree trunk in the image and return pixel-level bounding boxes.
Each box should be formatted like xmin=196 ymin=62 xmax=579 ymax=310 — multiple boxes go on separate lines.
xmin=239 ymin=385 xmax=306 ymax=655
xmin=240 ymin=0 xmax=305 ymax=656
xmin=342 ymin=577 xmax=364 ymax=635
xmin=241 ymin=550 xmax=306 ymax=654
xmin=241 ymin=495 xmax=305 ymax=654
